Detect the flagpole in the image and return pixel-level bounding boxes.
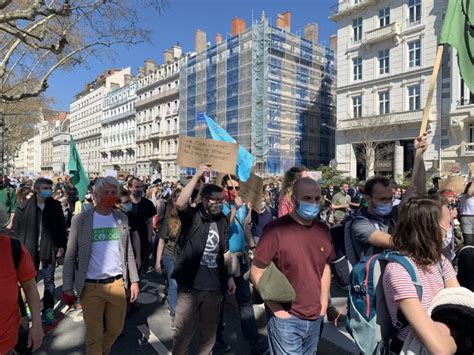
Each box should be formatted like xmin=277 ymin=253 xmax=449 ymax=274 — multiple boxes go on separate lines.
xmin=411 ymin=44 xmax=444 ymax=187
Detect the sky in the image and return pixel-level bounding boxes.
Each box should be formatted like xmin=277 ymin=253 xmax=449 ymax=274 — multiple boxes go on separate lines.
xmin=47 ymin=0 xmax=337 ymax=111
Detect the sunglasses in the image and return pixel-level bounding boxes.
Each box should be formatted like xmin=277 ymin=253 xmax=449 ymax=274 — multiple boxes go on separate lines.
xmin=225 ymin=186 xmax=240 ymax=191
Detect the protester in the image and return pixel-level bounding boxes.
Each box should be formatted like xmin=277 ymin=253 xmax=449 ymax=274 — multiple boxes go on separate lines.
xmin=459 ymin=181 xmax=474 ymax=246
xmin=214 ymin=174 xmax=266 ymax=354
xmin=155 ymin=187 xmax=182 ymax=330
xmin=62 ymin=176 xmax=139 ymax=355
xmin=331 ymin=182 xmax=352 ymax=224
xmin=250 ymin=177 xmax=334 ymax=354
xmin=250 ymin=192 xmax=277 ymax=244
xmin=129 ymin=177 xmax=157 ymax=271
xmin=278 ymin=166 xmax=308 ymax=217
xmin=382 ymin=197 xmax=459 ymax=354
xmin=0 ymin=207 xmax=44 ymax=354
xmin=0 ymin=175 xmax=17 ymax=228
xmin=12 ymin=177 xmax=67 ymax=325
xmin=172 ymin=164 xmax=236 ymax=355
xmin=15 ymin=186 xmax=33 ymax=205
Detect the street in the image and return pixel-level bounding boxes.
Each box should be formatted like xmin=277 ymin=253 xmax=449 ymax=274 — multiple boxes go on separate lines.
xmin=36 ymin=266 xmax=358 ymax=355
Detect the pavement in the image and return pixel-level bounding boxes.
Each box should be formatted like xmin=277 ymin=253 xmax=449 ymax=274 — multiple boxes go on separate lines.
xmin=35 ymin=266 xmax=359 ymax=354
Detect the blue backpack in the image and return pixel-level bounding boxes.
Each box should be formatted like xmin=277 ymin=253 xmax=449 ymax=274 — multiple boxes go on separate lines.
xmin=346 ymin=251 xmax=423 ymax=355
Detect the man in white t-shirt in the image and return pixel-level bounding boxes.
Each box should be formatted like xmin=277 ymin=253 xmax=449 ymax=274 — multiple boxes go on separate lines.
xmin=63 ymin=176 xmax=139 ymax=355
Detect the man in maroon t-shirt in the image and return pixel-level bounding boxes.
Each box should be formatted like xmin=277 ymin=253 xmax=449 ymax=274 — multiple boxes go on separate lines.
xmin=250 ymin=177 xmax=334 ymax=354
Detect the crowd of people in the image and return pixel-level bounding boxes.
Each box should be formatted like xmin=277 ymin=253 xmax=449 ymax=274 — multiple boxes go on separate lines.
xmin=1 ymin=152 xmax=474 ymax=354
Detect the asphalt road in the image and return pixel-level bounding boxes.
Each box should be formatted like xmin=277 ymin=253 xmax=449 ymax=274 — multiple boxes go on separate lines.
xmin=35 ymin=266 xmax=358 ymax=355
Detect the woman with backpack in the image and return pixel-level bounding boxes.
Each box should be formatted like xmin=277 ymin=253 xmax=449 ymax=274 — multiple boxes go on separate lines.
xmin=383 ymin=197 xmax=460 ymax=354
xmin=155 ymin=187 xmax=182 ymax=330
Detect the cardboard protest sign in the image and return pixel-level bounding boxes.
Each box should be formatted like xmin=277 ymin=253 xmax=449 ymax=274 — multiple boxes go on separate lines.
xmin=439 ymin=176 xmax=465 ymax=194
xmin=176 ymin=136 xmax=238 ymax=174
xmin=239 ymin=173 xmax=264 ymax=211
xmin=105 ymin=170 xmax=117 ymax=178
xmin=441 ymin=162 xmax=461 ymax=176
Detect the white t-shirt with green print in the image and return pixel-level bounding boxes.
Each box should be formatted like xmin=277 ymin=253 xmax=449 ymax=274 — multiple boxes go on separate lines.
xmin=86 ymin=212 xmax=123 ymax=279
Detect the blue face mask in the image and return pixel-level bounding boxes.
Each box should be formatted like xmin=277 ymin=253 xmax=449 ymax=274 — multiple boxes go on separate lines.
xmin=296 ymin=200 xmax=320 ymax=220
xmin=122 ymin=202 xmax=133 ymax=213
xmin=39 ymin=190 xmax=52 ymax=199
xmin=375 ymin=202 xmax=392 ymax=216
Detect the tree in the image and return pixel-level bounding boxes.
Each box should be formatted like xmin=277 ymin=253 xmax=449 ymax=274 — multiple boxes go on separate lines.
xmin=343 ymin=115 xmax=396 ymax=180
xmin=0 ymin=0 xmax=167 ymax=102
xmin=317 ymin=164 xmax=358 ymax=190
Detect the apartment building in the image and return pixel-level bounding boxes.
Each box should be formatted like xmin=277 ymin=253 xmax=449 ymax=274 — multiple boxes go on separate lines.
xmin=135 ymin=46 xmax=183 ymax=181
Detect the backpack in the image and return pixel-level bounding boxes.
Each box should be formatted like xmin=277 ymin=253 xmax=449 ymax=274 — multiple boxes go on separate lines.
xmin=329 ymin=213 xmax=357 ymax=288
xmin=346 ymin=251 xmax=423 ymax=355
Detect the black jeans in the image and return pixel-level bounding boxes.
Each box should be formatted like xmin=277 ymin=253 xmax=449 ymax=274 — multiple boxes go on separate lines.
xmin=37 ymin=261 xmax=56 ymax=310
xmin=216 ymin=260 xmax=259 ymax=347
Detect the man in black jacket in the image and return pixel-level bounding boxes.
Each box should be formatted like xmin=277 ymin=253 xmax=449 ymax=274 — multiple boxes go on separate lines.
xmin=172 ymin=164 xmax=236 ymax=355
xmin=13 ymin=177 xmax=67 ymax=325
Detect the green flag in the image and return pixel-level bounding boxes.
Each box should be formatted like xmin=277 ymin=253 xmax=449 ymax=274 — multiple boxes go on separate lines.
xmin=440 ymin=0 xmax=474 ymax=93
xmin=67 ymin=135 xmax=89 ymax=201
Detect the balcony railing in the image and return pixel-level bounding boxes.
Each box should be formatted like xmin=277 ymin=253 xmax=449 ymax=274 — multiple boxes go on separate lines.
xmin=460 ymin=142 xmax=474 ymax=156
xmin=329 ymin=0 xmax=374 ymax=19
xmin=338 ymin=109 xmax=423 ymax=130
xmin=364 ymin=22 xmax=401 ymax=45
xmin=135 ymin=88 xmax=178 ymax=109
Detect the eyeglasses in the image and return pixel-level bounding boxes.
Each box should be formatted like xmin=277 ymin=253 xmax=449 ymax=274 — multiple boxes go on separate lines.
xmin=225 ymin=186 xmax=240 ymax=191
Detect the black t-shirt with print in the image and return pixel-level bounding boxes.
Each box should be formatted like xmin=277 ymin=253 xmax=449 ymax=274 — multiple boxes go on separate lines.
xmin=192 ymin=222 xmax=221 ymax=292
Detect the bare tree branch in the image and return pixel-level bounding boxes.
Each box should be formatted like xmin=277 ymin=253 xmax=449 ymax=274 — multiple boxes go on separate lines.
xmin=0 ymin=0 xmax=71 ymax=24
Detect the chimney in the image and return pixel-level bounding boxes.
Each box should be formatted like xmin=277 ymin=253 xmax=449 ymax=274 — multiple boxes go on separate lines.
xmin=144 ymin=60 xmax=156 ymax=74
xmin=231 ymin=17 xmax=246 ymax=37
xmin=215 ymin=33 xmax=223 ymax=44
xmin=138 ymin=67 xmax=145 ymax=75
xmin=195 ymin=29 xmax=207 ymax=53
xmin=261 ymin=11 xmax=266 ymax=22
xmin=276 ymin=11 xmax=291 ymax=31
xmin=329 ymin=34 xmax=337 ymax=51
xmin=172 ymin=45 xmax=182 ymax=59
xmin=304 ymin=23 xmax=319 ymax=44
xmin=164 ymin=49 xmax=173 ymax=63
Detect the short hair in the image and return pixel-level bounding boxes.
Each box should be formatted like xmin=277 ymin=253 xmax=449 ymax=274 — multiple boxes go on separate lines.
xmin=95 ymin=176 xmax=121 ymax=195
xmin=293 ymin=177 xmax=320 ymax=197
xmin=127 ymin=177 xmax=143 ymax=188
xmin=222 ymin=174 xmax=238 ymax=186
xmin=364 ymin=175 xmax=391 ymax=197
xmin=34 ymin=177 xmax=53 ymax=190
xmin=201 ymin=184 xmax=223 ymax=199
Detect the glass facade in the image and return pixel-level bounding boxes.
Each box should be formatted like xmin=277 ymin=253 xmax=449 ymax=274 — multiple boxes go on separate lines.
xmin=179 ymin=21 xmax=336 ymax=176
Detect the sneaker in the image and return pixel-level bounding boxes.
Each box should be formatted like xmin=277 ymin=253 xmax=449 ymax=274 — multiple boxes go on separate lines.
xmin=326 ymin=305 xmax=347 ymax=326
xmin=213 ymin=341 xmax=231 ymax=352
xmin=42 ymin=308 xmax=55 ymax=325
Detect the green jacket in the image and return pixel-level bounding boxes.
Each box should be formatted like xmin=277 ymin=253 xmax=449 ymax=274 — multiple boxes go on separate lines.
xmin=0 ymin=187 xmax=16 ymax=227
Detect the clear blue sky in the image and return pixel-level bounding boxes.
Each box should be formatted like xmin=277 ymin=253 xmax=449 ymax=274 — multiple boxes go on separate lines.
xmin=48 ymin=0 xmax=337 ymax=110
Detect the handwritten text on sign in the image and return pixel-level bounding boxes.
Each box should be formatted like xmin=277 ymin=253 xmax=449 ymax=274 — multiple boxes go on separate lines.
xmin=176 ymin=136 xmax=238 ymax=174
xmin=240 ymin=174 xmax=264 ymax=211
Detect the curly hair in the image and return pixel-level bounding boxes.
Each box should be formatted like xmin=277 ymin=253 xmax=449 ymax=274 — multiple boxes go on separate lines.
xmin=167 ymin=188 xmax=182 ymax=239
xmin=280 ymin=166 xmax=307 ymax=200
xmin=393 ymin=197 xmax=444 ymax=266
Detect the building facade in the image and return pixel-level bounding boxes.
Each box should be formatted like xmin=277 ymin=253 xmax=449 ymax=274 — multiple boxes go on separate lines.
xmin=135 ymin=46 xmax=183 ymax=181
xmin=69 ymin=68 xmax=131 ymax=177
xmin=330 ymin=0 xmax=454 ymax=179
xmin=179 ymin=13 xmax=336 ymax=176
xmin=27 ymin=133 xmax=41 ymax=175
xmin=52 ymin=118 xmax=70 ymax=175
xmin=14 ymin=142 xmax=28 ymax=176
xmin=102 ymin=77 xmax=137 ymax=175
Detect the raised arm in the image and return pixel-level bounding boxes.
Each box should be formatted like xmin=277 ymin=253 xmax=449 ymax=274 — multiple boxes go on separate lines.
xmin=176 ymin=164 xmax=210 ymax=211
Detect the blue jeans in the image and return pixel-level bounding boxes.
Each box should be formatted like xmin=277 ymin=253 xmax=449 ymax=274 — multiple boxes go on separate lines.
xmin=216 ymin=260 xmax=259 ymax=347
xmin=38 ymin=261 xmax=56 ymax=310
xmin=163 ymin=254 xmax=178 ymax=314
xmin=266 ymin=313 xmax=323 ymax=355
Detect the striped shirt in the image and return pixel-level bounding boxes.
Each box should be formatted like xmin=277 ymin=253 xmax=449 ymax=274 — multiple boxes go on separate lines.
xmin=382 ymin=256 xmax=456 ymax=341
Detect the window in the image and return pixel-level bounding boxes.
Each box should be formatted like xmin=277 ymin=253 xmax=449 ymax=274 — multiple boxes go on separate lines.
xmin=409 ymin=0 xmax=421 ymax=24
xmin=379 ymin=91 xmax=390 ymax=114
xmin=353 ymin=57 xmax=362 ymax=81
xmin=379 ymin=8 xmax=390 ymax=27
xmin=353 ymin=95 xmax=363 ymax=118
xmin=352 ymin=18 xmax=363 ymax=42
xmin=408 ymin=84 xmax=421 ymax=110
xmin=408 ymin=40 xmax=421 ymax=67
xmin=379 ymin=49 xmax=390 ymax=74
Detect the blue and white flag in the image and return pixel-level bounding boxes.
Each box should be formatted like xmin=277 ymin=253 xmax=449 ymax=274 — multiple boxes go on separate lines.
xmin=200 ymin=112 xmax=254 ymax=182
